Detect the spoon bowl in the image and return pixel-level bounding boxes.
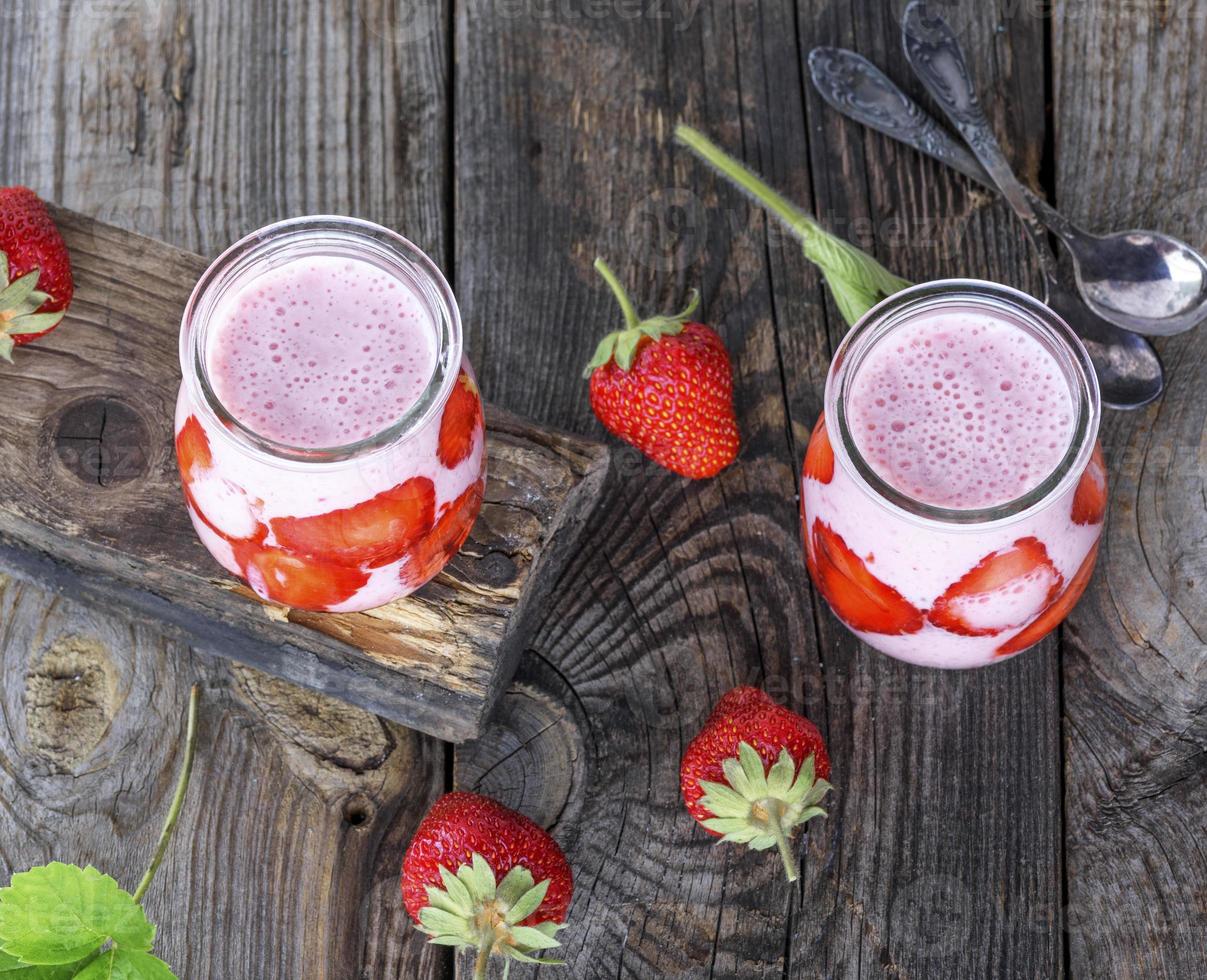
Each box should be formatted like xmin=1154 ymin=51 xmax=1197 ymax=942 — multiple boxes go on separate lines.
xmin=1065 ymin=226 xmax=1207 ymax=335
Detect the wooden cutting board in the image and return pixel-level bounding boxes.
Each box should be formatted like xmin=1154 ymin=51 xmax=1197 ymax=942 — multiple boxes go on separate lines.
xmin=0 ymin=207 xmax=609 ymax=742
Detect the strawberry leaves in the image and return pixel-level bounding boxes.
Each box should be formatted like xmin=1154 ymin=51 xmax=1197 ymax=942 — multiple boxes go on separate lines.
xmin=72 ymin=951 xmax=175 ymax=980
xmin=0 ymin=255 xmax=65 ymax=363
xmin=0 ymin=950 xmax=89 ymax=978
xmin=0 ymin=865 xmax=154 ymax=965
xmin=583 ymin=258 xmax=700 ymax=376
xmin=416 ymin=853 xmax=565 ymax=980
xmin=697 ymin=741 xmax=832 ymax=882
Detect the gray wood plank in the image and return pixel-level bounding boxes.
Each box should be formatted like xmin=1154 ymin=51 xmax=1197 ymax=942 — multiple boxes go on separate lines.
xmin=454 ymin=1 xmax=1063 ymax=977
xmin=1053 ymin=3 xmax=1207 ymax=977
xmin=0 ymin=0 xmax=453 ymax=975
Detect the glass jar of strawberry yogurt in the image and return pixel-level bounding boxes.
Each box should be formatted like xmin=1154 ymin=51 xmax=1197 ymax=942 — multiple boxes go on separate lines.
xmin=802 ymin=280 xmax=1107 ymax=668
xmin=176 ymin=216 xmax=485 ymax=613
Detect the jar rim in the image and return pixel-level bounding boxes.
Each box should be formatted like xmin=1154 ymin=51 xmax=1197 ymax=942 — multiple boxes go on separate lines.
xmin=179 ymin=215 xmax=462 ymax=468
xmin=822 ymin=278 xmax=1101 ymax=529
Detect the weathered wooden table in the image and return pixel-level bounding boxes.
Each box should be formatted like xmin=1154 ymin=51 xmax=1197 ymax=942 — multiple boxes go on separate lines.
xmin=1 ymin=2 xmax=1203 ymax=977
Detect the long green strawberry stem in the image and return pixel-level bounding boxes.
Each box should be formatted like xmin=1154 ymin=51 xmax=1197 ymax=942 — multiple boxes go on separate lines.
xmin=675 ymin=123 xmax=911 ymax=327
xmin=133 ymin=684 xmax=201 ymax=903
xmin=593 ymin=258 xmax=640 ymax=330
xmin=674 ymin=125 xmax=822 ymax=245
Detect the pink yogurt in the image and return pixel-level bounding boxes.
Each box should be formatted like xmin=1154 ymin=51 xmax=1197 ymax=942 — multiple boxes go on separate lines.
xmin=206 ymin=256 xmax=437 ymax=448
xmin=802 ymin=282 xmax=1104 ymax=668
xmin=846 ymin=312 xmax=1075 ymax=509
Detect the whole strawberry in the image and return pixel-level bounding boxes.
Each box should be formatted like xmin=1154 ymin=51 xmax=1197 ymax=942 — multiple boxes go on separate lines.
xmin=680 ymin=686 xmax=832 ymax=882
xmin=0 ymin=187 xmax=73 ymax=361
xmin=585 ymin=258 xmax=738 ymax=479
xmin=403 ymin=792 xmax=573 ymax=979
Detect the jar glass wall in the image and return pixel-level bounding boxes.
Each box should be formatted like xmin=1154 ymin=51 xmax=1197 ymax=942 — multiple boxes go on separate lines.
xmin=801 ymin=280 xmax=1105 ymax=667
xmin=176 ymin=217 xmax=486 ymax=612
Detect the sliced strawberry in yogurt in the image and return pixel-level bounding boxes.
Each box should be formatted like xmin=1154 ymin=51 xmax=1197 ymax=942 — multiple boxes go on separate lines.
xmin=176 ymin=415 xmax=263 ymax=542
xmin=271 ymin=476 xmax=436 ymax=568
xmin=929 ymin=536 xmax=1063 ymax=637
xmin=807 ymin=520 xmax=925 ymax=635
xmin=401 ymin=478 xmax=485 ymax=589
xmin=803 ymin=412 xmax=835 ymax=485
xmin=232 ymin=540 xmax=370 ymax=609
xmin=1071 ymin=442 xmax=1108 ymax=525
xmin=995 ymin=541 xmax=1099 ymax=657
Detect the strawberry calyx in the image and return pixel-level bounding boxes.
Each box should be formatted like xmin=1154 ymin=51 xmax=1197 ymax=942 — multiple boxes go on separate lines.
xmin=697 ymin=741 xmax=832 ymax=883
xmin=417 ymin=853 xmax=565 ymax=980
xmin=0 ymin=253 xmax=65 ymax=362
xmin=583 ymin=257 xmax=700 ymax=377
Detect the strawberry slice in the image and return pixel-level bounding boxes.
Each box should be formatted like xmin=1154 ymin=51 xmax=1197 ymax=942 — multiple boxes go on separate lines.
xmin=995 ymin=541 xmax=1100 ymax=657
xmin=803 ymin=412 xmax=835 ymax=484
xmin=1071 ymin=442 xmax=1107 ymax=525
xmin=929 ymin=537 xmax=1063 ymax=637
xmin=177 ymin=414 xmax=265 ymax=543
xmin=401 ymin=479 xmax=485 ymax=589
xmin=176 ymin=415 xmax=213 ymax=482
xmin=270 ymin=476 xmax=436 ymax=568
xmin=437 ymin=372 xmax=484 ymax=469
xmin=233 ymin=541 xmax=370 ymax=609
xmin=807 ymin=520 xmax=924 ymax=635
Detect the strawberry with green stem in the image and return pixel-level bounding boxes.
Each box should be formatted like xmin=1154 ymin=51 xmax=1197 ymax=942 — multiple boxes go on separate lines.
xmin=681 ymin=686 xmax=832 ymax=882
xmin=0 ymin=186 xmax=73 ymax=362
xmin=403 ymin=792 xmax=573 ymax=979
xmin=585 ymin=258 xmax=739 ymax=479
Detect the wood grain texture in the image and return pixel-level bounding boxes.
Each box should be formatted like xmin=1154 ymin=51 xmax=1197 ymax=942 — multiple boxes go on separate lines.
xmin=454 ymin=1 xmax=1065 ymax=977
xmin=1 ymin=0 xmax=455 ymax=975
xmin=0 ymin=207 xmax=608 ymax=741
xmin=0 ymin=572 xmax=447 ymax=979
xmin=1 ymin=0 xmax=1204 ymax=978
xmin=1053 ymin=3 xmax=1207 ymax=977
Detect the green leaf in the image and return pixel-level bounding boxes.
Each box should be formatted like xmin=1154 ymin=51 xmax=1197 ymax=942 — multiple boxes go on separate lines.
xmin=508 ymin=926 xmax=561 ymax=951
xmin=766 ymin=748 xmax=797 ymax=797
xmin=494 ymin=866 xmax=535 ymax=909
xmin=73 ymin=949 xmax=176 ymax=980
xmin=0 ymin=334 xmax=14 ymax=363
xmin=418 ymin=907 xmax=469 ymax=939
xmin=0 ymin=950 xmax=86 ymax=979
xmin=697 ymin=780 xmax=749 ymax=817
xmin=719 ymin=756 xmax=753 ymax=798
xmin=0 ymin=864 xmax=154 ymax=966
xmin=423 ymin=885 xmax=463 ymax=918
xmin=612 ymin=330 xmax=642 ymax=372
xmin=583 ymin=332 xmax=620 ymax=377
xmin=437 ymin=866 xmax=472 ymax=914
xmin=7 ymin=312 xmax=64 ymax=336
xmin=504 ymin=878 xmax=549 ymax=925
xmin=0 ymin=269 xmax=41 ymax=312
xmin=737 ymin=742 xmax=770 ymax=795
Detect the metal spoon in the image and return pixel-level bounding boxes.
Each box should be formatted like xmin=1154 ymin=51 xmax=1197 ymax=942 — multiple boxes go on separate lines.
xmin=896 ymin=2 xmax=1163 ymax=410
xmin=809 ymin=44 xmax=1207 ymax=338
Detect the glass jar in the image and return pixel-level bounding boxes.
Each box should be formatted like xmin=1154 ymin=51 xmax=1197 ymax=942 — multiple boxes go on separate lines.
xmin=176 ymin=216 xmax=485 ymax=613
xmin=801 ymin=280 xmax=1106 ymax=667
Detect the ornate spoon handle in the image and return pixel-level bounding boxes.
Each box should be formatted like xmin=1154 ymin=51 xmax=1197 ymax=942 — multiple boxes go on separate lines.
xmin=809 ymin=46 xmax=987 ymax=185
xmin=900 ymin=1 xmax=1061 ymax=286
xmin=807 ymin=45 xmax=1074 ymax=238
